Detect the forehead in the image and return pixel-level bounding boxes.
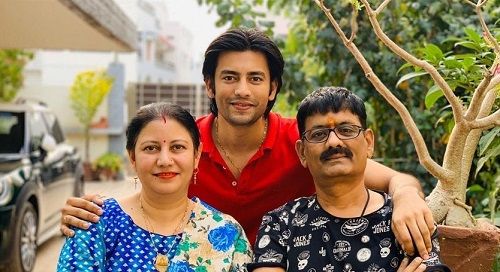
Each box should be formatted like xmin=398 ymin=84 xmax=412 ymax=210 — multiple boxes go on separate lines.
xmin=304 ymin=110 xmax=362 ymax=128
xmin=216 ymin=50 xmax=270 ymax=74
xmin=138 ymin=118 xmax=190 ymax=140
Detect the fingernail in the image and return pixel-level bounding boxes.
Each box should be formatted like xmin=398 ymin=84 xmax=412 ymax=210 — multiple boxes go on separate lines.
xmin=83 ymin=222 xmax=90 ymax=229
xmin=97 ymin=209 xmax=103 ymax=215
xmin=92 ymin=215 xmax=100 ymax=222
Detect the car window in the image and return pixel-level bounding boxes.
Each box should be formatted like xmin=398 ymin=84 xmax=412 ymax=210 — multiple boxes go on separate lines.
xmin=29 ymin=111 xmax=50 ymax=152
xmin=0 ymin=111 xmax=25 ymax=153
xmin=43 ymin=112 xmax=65 ymax=143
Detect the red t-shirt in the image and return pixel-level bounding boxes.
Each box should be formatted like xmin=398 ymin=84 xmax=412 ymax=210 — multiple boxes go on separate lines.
xmin=189 ymin=112 xmax=316 ymax=244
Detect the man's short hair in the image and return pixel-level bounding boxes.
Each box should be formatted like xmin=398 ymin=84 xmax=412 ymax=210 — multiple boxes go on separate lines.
xmin=296 ymin=86 xmax=367 ymax=136
xmin=202 ymin=28 xmax=284 ymax=117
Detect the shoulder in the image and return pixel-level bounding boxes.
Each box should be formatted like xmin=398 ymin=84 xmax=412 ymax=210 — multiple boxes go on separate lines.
xmin=267 ymin=112 xmax=299 ymax=145
xmin=263 ymin=196 xmax=316 ymax=222
xmin=192 ymin=198 xmax=245 ymax=230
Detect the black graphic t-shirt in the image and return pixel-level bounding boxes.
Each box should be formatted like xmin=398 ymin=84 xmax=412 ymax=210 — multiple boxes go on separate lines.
xmin=248 ymin=192 xmax=447 ymax=272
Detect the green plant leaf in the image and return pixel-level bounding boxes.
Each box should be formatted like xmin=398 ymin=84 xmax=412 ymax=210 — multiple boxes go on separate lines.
xmin=464 ymin=27 xmax=482 ymax=43
xmin=467 ymin=184 xmax=485 ymax=193
xmin=425 ymin=85 xmax=444 ymax=109
xmin=396 ymin=71 xmax=429 ymax=88
xmin=479 ymin=127 xmax=500 ymax=156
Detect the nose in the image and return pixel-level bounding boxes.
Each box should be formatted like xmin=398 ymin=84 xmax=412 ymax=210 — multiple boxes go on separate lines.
xmin=234 ymin=80 xmax=251 ymax=97
xmin=157 ymin=150 xmax=173 ymax=166
xmin=326 ymin=129 xmax=343 ymax=147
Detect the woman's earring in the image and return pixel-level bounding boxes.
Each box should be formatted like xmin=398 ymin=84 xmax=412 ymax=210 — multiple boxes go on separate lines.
xmin=134 ymin=177 xmax=139 ymax=190
xmin=193 ymin=168 xmax=199 ymax=184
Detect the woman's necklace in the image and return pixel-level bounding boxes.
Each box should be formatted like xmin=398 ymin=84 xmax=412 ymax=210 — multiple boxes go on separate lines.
xmin=215 ymin=117 xmax=268 ymax=177
xmin=139 ymin=196 xmax=191 ymax=272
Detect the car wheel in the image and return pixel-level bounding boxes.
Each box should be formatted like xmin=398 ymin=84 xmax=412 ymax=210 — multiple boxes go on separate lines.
xmin=11 ymin=201 xmax=37 ymax=272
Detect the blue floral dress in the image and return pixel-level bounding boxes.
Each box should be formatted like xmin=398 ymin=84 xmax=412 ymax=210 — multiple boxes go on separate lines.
xmin=57 ymin=197 xmax=252 ymax=271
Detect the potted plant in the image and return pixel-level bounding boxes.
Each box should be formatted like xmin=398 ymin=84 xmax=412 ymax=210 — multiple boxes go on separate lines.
xmin=93 ymin=152 xmax=123 ymax=181
xmin=314 ymin=0 xmax=499 ymax=270
xmin=69 ymin=70 xmax=113 ymax=181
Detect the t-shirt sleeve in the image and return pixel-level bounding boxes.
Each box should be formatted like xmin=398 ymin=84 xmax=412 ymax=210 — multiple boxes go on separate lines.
xmin=247 ymin=211 xmax=289 ymax=271
xmin=56 ymin=218 xmax=106 ymax=271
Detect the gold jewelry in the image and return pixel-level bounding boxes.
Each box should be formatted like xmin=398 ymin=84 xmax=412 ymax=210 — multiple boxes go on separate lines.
xmin=139 ymin=196 xmax=191 ymax=272
xmin=193 ymin=168 xmax=199 ymax=184
xmin=134 ymin=177 xmax=138 ymax=190
xmin=215 ymin=117 xmax=268 ymax=176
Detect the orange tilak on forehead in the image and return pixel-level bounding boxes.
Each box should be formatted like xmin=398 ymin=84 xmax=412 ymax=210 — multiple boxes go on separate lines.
xmin=327 ymin=117 xmax=335 ymax=126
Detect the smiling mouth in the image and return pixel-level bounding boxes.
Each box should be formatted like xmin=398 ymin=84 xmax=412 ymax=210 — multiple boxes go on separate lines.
xmin=154 ymin=172 xmax=177 ymax=179
xmin=231 ymin=102 xmax=253 ymax=109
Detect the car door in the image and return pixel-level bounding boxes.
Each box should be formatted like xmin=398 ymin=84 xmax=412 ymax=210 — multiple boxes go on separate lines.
xmin=29 ymin=111 xmax=74 ymax=237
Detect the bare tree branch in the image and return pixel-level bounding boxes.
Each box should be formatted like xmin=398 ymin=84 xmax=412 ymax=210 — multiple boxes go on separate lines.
xmin=466 ymin=72 xmax=500 ymax=119
xmin=375 ymin=0 xmax=392 ymax=15
xmin=359 ymin=0 xmax=465 ymax=124
xmin=349 ymin=5 xmax=359 ymax=42
xmin=473 ymin=0 xmax=500 ymax=54
xmin=314 ymin=0 xmax=451 ymax=181
xmin=469 ymin=109 xmax=500 ymax=129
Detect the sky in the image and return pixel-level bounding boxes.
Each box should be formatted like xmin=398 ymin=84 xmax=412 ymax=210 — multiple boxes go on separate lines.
xmin=163 ymin=0 xmax=226 ymax=61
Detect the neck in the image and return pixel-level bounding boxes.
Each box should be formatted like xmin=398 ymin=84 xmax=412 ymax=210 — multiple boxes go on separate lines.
xmin=316 ymin=179 xmax=370 ymax=218
xmin=214 ymin=116 xmax=268 ymax=151
xmin=138 ymin=192 xmax=191 ymax=235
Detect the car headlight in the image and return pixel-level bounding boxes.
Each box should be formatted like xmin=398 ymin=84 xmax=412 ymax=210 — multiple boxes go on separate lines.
xmin=0 ymin=175 xmax=14 ymax=206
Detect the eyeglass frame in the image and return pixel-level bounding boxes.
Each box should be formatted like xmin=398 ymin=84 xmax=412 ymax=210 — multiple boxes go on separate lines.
xmin=301 ymin=124 xmax=366 ymax=143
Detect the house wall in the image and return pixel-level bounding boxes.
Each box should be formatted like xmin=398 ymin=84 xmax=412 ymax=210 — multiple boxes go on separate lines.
xmin=19 ymin=85 xmax=110 ymax=162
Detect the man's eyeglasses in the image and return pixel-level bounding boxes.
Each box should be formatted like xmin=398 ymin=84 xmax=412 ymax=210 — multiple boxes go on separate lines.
xmin=302 ymin=124 xmax=365 ymax=143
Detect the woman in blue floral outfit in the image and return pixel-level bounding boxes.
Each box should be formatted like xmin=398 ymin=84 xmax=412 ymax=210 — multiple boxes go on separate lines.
xmin=57 ymin=103 xmax=252 ymax=271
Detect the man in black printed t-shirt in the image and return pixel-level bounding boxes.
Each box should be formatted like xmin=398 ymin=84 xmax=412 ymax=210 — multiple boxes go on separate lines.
xmin=248 ymin=87 xmax=451 ymax=272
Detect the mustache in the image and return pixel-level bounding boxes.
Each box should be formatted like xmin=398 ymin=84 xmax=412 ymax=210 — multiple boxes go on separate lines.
xmin=320 ymin=146 xmax=353 ymax=162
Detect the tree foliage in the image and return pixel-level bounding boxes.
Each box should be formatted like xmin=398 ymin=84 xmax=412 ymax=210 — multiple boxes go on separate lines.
xmin=199 ymin=0 xmax=499 ymax=220
xmin=0 ymin=49 xmax=33 ymax=102
xmin=70 ymin=70 xmax=113 ymax=162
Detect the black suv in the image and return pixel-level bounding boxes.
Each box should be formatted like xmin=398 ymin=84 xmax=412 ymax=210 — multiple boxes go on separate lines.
xmin=0 ymin=99 xmax=82 ymax=272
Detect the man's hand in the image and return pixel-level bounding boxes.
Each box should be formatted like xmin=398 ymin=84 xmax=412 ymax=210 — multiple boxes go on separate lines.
xmin=391 ymin=186 xmax=434 ymax=259
xmin=397 ymin=257 xmax=427 ymax=272
xmin=60 ymin=194 xmax=104 ymax=237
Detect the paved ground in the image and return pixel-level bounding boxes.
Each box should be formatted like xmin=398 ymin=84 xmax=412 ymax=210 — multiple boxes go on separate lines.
xmin=34 ymin=178 xmax=136 ymax=271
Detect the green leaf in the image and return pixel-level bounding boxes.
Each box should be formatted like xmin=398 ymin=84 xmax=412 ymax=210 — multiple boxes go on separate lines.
xmin=423 ymin=44 xmax=444 ymax=64
xmin=443 ymin=58 xmax=462 ymax=69
xmin=467 ymin=184 xmax=485 ymax=193
xmin=455 ymin=41 xmax=482 ymax=51
xmin=478 ymin=127 xmax=500 ymax=156
xmin=425 ymin=85 xmax=444 ymax=109
xmin=464 ymin=27 xmax=482 ymax=43
xmin=475 ymin=144 xmax=500 ymax=177
xmin=396 ymin=71 xmax=429 ymax=88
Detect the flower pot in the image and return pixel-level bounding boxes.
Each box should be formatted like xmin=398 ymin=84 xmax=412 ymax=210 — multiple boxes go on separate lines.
xmin=437 ymin=222 xmax=500 ymax=271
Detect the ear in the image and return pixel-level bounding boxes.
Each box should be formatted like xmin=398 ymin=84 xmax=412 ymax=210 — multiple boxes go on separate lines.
xmin=205 ymin=79 xmax=215 ymax=98
xmin=268 ymin=79 xmax=278 ymax=101
xmin=295 ymin=139 xmax=308 ymax=168
xmin=128 ymin=150 xmax=136 ymax=169
xmin=194 ymin=142 xmax=203 ymax=168
xmin=364 ymin=128 xmax=375 ymax=158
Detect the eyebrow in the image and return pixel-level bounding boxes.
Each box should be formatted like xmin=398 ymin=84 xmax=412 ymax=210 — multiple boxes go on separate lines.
xmin=219 ymin=70 xmax=266 ymax=77
xmin=310 ymin=121 xmax=356 ymax=129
